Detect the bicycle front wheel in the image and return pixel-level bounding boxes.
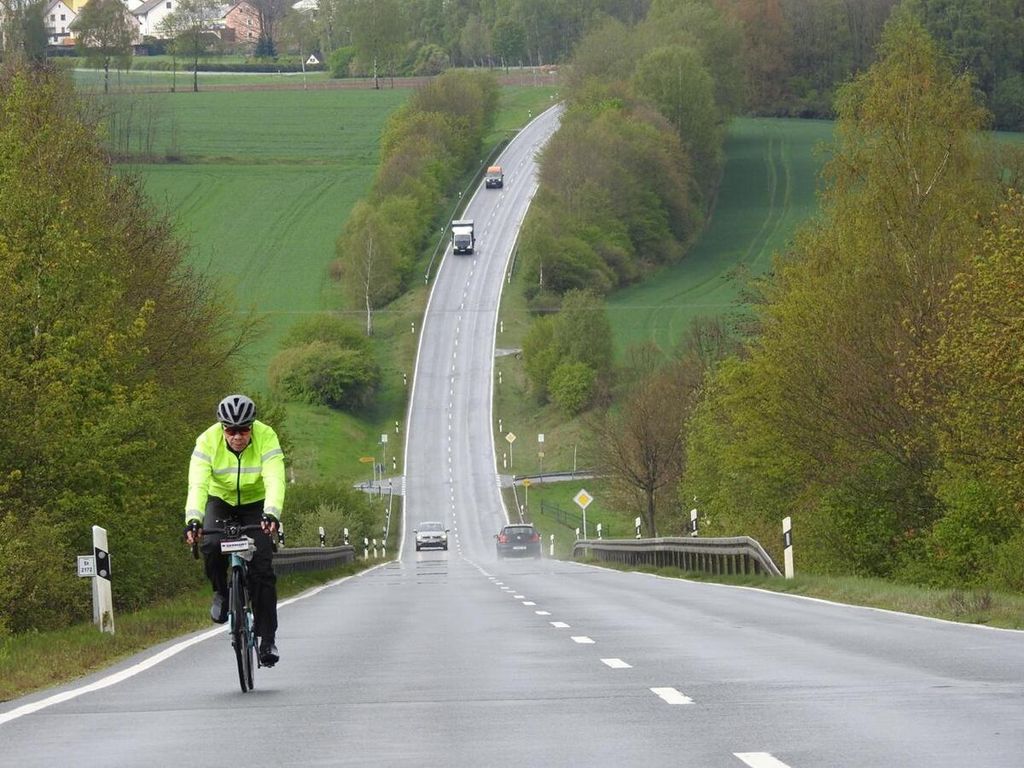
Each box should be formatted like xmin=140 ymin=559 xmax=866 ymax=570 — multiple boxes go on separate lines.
xmin=230 ymin=567 xmax=253 ymax=693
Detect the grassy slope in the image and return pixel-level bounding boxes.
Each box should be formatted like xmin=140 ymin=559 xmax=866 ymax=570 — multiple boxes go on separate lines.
xmin=607 ymin=117 xmax=833 ymax=356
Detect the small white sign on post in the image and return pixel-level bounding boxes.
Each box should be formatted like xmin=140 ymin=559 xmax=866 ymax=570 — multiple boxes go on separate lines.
xmin=634 ymin=516 xmax=642 ymax=539
xmin=77 ymin=555 xmax=96 ymax=578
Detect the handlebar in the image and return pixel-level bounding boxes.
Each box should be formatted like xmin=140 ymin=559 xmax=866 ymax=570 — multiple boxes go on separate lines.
xmin=189 ymin=520 xmax=278 ymax=555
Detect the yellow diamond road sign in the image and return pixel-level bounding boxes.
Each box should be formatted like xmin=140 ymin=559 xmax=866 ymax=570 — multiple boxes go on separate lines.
xmin=505 ymin=432 xmax=517 ymax=444
xmin=574 ymin=489 xmax=593 ymax=510
xmin=522 ymin=478 xmax=532 ymax=487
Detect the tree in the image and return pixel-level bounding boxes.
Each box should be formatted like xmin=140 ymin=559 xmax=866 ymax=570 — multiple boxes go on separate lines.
xmin=459 ymin=13 xmax=490 ymax=67
xmin=681 ymin=12 xmax=998 ymax=577
xmin=0 ymin=64 xmax=250 ymax=632
xmin=346 ymin=0 xmax=406 ymax=88
xmin=633 ymin=45 xmax=722 ymax=190
xmin=161 ymin=0 xmax=221 ymax=92
xmin=1 ymin=0 xmax=48 ymax=64
xmin=491 ymin=16 xmax=525 ymax=70
xmin=249 ymin=0 xmax=292 ymax=58
xmin=335 ymin=200 xmax=403 ymax=335
xmin=592 ymin=352 xmax=702 ymax=537
xmin=72 ymin=0 xmax=136 ymax=94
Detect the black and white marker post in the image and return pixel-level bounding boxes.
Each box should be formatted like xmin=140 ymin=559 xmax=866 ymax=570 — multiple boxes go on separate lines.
xmin=76 ymin=525 xmax=114 ymax=634
xmin=782 ymin=516 xmax=794 ymax=579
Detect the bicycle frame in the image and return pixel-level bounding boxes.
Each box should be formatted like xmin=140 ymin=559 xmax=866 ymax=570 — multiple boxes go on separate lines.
xmin=220 ymin=530 xmax=259 ymax=692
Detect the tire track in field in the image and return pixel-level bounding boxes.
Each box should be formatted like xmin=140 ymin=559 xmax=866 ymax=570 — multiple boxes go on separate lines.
xmin=646 ymin=124 xmax=791 ymax=351
xmin=239 ymin=170 xmax=338 ymax=305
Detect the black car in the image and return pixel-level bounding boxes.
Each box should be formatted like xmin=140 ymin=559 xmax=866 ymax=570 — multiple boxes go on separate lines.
xmin=495 ymin=524 xmax=542 ymax=559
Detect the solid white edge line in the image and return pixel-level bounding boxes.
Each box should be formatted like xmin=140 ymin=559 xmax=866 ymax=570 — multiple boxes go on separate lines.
xmin=0 ymin=566 xmax=380 ymax=726
xmin=564 ymin=561 xmax=1024 ymax=634
xmin=734 ymin=753 xmax=791 ymax=768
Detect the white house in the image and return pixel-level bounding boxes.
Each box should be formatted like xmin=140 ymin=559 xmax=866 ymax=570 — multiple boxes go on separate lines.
xmin=43 ymin=0 xmax=77 ymax=45
xmin=132 ymin=0 xmax=176 ymax=38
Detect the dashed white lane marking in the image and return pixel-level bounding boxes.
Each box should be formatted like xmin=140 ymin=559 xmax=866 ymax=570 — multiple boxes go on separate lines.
xmin=522 ymin=601 xmax=536 ymax=606
xmin=513 ymin=594 xmax=525 ymax=599
xmin=571 ymin=636 xmax=595 ymax=644
xmin=535 ymin=610 xmax=550 ymax=615
xmin=550 ymin=621 xmax=570 ymax=628
xmin=651 ymin=687 xmax=693 ymax=705
xmin=734 ymin=754 xmax=792 ymax=768
xmin=601 ymin=658 xmax=632 ymax=669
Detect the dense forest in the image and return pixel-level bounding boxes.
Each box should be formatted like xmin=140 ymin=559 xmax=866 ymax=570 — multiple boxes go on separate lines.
xmin=317 ymin=0 xmax=1024 ymax=128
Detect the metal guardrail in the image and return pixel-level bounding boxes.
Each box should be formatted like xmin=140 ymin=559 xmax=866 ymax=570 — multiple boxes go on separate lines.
xmin=572 ymin=536 xmax=782 ymax=578
xmin=274 ymin=545 xmax=355 ymax=575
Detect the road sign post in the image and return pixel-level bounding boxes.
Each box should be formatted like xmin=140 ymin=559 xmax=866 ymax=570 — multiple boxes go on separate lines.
xmin=574 ymin=489 xmax=593 ymax=540
xmin=505 ymin=431 xmax=516 ymax=469
xmin=522 ymin=477 xmax=532 ymax=511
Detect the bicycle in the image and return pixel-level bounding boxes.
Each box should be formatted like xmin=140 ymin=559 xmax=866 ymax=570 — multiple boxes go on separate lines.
xmin=192 ymin=520 xmax=270 ymax=693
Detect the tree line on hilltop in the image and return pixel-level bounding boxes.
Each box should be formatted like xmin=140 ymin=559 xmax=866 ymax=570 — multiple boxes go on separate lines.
xmin=8 ymin=0 xmax=1024 ymax=128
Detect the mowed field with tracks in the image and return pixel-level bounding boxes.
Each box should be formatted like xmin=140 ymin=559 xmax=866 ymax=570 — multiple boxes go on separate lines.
xmin=126 ymin=88 xmax=410 ymax=373
xmin=607 ymin=117 xmax=833 ymax=355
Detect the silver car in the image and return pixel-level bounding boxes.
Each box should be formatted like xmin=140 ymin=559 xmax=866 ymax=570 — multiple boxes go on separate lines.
xmin=415 ymin=521 xmax=449 ymax=551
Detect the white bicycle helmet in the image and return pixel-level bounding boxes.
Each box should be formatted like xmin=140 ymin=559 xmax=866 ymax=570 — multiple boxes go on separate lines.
xmin=216 ymin=394 xmax=256 ymax=427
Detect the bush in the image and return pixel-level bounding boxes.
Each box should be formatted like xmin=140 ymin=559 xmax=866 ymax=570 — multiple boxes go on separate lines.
xmin=328 ymin=46 xmax=355 ymax=78
xmin=549 ymin=361 xmax=595 ymax=415
xmin=269 ymin=341 xmax=380 ymax=410
xmin=282 ymin=480 xmax=381 ymax=547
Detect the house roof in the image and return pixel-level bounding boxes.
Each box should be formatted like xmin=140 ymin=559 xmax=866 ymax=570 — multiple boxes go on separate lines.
xmin=133 ymin=0 xmax=168 ymax=16
xmin=43 ymin=0 xmax=74 ymax=14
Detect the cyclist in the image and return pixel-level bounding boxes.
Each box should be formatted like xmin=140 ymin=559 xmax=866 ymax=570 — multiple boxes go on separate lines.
xmin=183 ymin=394 xmax=285 ymax=667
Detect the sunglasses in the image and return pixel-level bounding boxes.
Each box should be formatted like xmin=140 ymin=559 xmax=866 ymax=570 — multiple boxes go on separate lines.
xmin=223 ymin=425 xmax=252 ymax=436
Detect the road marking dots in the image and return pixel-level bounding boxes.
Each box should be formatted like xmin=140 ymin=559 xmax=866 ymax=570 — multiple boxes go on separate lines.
xmin=651 ymin=687 xmax=693 ymax=705
xmin=571 ymin=636 xmax=595 ymax=644
xmin=734 ymin=754 xmax=792 ymax=768
xmin=601 ymin=658 xmax=632 ymax=669
xmin=550 ymin=621 xmax=570 ymax=628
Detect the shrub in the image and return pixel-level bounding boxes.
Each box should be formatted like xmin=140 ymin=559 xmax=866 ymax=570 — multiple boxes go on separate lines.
xmin=269 ymin=341 xmax=380 ymax=410
xmin=283 ymin=480 xmax=381 ymax=547
xmin=328 ymin=46 xmax=355 ymax=78
xmin=549 ymin=361 xmax=595 ymax=415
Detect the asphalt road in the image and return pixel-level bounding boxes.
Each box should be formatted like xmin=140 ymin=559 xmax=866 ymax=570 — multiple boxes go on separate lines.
xmin=3 ymin=105 xmax=1023 ymax=767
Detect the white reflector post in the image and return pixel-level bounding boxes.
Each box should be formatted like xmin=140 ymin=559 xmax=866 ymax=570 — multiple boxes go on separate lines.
xmin=782 ymin=516 xmax=794 ymax=579
xmin=92 ymin=525 xmax=115 ymax=634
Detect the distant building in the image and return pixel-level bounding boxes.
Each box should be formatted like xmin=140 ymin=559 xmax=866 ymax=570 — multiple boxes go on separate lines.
xmin=132 ymin=0 xmax=176 ymax=39
xmin=215 ymin=1 xmax=261 ymax=48
xmin=43 ymin=0 xmax=78 ymax=45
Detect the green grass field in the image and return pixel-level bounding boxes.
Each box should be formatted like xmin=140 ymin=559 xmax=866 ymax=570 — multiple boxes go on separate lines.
xmin=606 ymin=117 xmax=834 ymax=356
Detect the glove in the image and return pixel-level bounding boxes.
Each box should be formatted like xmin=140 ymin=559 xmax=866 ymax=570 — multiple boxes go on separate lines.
xmin=184 ymin=520 xmax=201 ymax=544
xmin=260 ymin=514 xmax=279 ymax=535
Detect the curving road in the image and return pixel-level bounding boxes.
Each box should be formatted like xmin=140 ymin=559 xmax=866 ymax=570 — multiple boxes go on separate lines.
xmin=3 ymin=106 xmax=1024 ymax=767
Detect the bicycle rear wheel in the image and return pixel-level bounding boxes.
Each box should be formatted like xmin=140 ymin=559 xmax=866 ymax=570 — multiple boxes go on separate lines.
xmin=230 ymin=567 xmax=253 ymax=693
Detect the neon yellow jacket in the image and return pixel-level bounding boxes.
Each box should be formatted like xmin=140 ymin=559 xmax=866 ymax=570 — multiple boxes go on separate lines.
xmin=185 ymin=420 xmax=285 ymax=523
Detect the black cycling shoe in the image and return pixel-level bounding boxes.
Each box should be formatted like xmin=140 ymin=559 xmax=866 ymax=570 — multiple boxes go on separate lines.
xmin=259 ymin=640 xmax=279 ymax=667
xmin=210 ymin=592 xmax=228 ymax=624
